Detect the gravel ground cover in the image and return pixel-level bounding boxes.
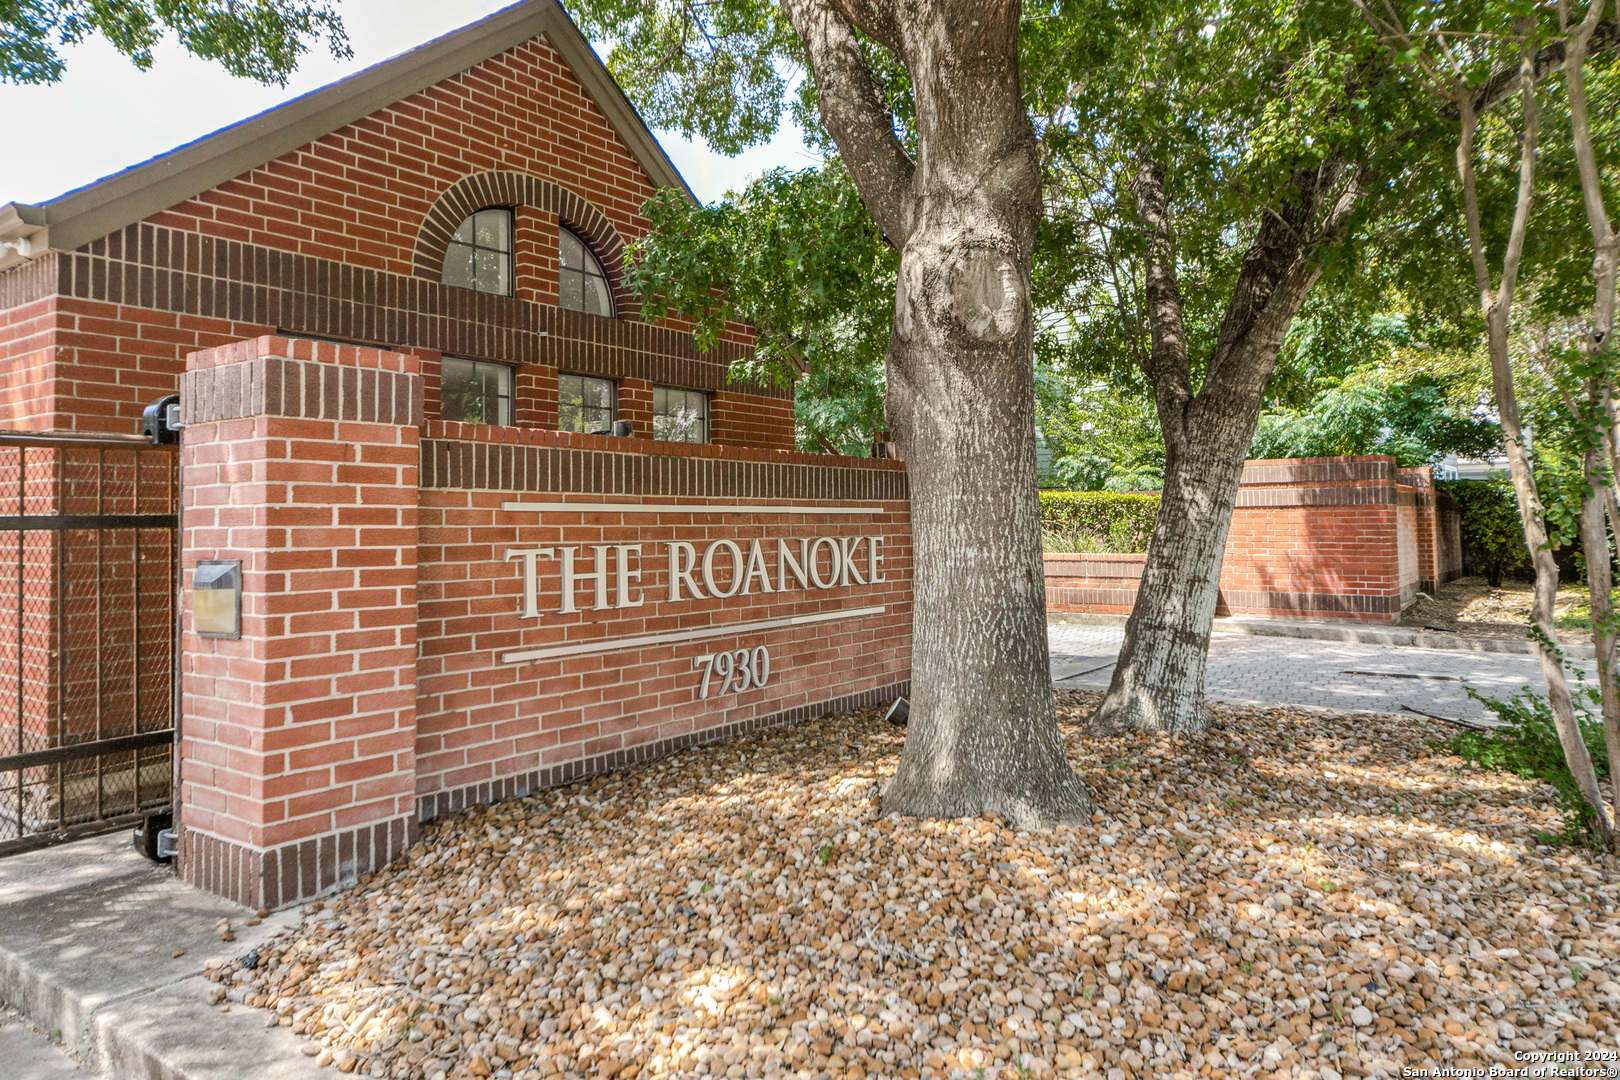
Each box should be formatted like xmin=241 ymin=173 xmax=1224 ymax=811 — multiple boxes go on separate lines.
xmin=208 ymin=692 xmax=1620 ymax=1080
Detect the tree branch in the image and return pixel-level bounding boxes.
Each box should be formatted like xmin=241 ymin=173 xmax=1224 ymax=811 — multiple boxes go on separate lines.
xmin=823 ymin=0 xmax=904 ymax=54
xmin=1565 ymin=0 xmax=1620 ymax=358
xmin=1201 ymin=159 xmax=1354 ymax=396
xmin=1442 ymin=19 xmax=1619 ymax=116
xmin=780 ymin=0 xmax=916 ymax=244
xmin=1130 ymin=149 xmax=1194 ymax=453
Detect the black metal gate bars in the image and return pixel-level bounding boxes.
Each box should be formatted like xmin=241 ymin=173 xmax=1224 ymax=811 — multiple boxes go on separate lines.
xmin=0 ymin=433 xmax=178 ymax=855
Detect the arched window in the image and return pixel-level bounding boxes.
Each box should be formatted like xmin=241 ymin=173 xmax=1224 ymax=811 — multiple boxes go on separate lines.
xmin=442 ymin=208 xmax=513 ymax=295
xmin=559 ymin=227 xmax=613 ymax=316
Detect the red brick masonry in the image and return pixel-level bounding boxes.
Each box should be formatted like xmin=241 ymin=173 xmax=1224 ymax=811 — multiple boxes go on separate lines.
xmin=1045 ymin=456 xmax=1463 ymax=624
xmin=178 ymin=338 xmax=911 ymax=909
xmin=0 ymin=33 xmax=782 ymax=447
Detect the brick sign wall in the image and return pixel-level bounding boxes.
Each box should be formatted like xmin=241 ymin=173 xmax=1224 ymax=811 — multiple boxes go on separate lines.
xmin=414 ymin=426 xmax=910 ymax=821
xmin=177 ymin=338 xmax=911 ymax=910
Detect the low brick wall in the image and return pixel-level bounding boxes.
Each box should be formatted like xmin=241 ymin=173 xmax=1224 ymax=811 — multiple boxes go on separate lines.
xmin=1046 ymin=456 xmax=1465 ymax=624
xmin=1043 ymin=553 xmax=1143 ymax=616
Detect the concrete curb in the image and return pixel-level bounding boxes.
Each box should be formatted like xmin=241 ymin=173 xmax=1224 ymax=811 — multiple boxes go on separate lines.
xmin=1046 ymin=610 xmax=1596 ymax=659
xmin=0 ymin=833 xmax=322 ymax=1080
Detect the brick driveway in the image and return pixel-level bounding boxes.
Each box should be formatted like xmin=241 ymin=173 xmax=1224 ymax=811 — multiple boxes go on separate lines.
xmin=1048 ymin=622 xmax=1584 ymax=724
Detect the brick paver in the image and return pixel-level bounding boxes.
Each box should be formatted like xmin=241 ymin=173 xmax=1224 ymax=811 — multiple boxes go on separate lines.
xmin=1048 ymin=622 xmax=1581 ymax=723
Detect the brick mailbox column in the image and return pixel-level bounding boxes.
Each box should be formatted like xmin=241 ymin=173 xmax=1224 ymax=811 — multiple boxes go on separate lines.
xmin=178 ymin=336 xmax=420 ymax=909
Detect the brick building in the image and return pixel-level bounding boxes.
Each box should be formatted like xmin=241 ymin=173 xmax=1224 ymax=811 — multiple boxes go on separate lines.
xmin=0 ymin=1 xmax=792 ymax=446
xmin=0 ymin=2 xmax=913 ymax=905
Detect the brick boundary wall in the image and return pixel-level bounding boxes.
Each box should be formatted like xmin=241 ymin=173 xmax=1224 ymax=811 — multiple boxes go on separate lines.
xmin=175 ymin=337 xmax=913 ymax=909
xmin=185 ymin=815 xmax=415 ymax=914
xmin=418 ymin=424 xmax=909 ymax=502
xmin=1046 ymin=456 xmax=1463 ymax=624
xmin=1043 ymin=554 xmax=1142 ymax=616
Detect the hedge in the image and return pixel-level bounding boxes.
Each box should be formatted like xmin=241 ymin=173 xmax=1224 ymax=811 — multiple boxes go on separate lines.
xmin=1039 ymin=490 xmax=1159 ymax=553
xmin=1435 ymin=478 xmax=1531 ymax=585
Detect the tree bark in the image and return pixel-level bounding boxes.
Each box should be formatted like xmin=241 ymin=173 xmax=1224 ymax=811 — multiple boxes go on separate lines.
xmin=1567 ymin=0 xmax=1620 ymax=830
xmin=1090 ymin=155 xmax=1360 ymax=734
xmin=1580 ymin=454 xmax=1620 ymax=815
xmin=782 ymin=0 xmax=1091 ymax=825
xmin=1453 ymin=40 xmax=1613 ymax=845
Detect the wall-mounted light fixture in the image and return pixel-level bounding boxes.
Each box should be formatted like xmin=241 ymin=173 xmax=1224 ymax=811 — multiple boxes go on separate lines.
xmin=193 ymin=560 xmax=242 ymax=638
xmin=143 ymin=393 xmax=181 ymax=445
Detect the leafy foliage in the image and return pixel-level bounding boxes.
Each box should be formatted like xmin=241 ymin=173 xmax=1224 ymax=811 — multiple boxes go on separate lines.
xmin=1249 ymin=376 xmax=1501 ymax=466
xmin=1448 ymin=679 xmax=1610 ymax=846
xmin=1027 ymin=0 xmax=1425 ymax=394
xmin=1038 ymin=491 xmax=1159 ymax=554
xmin=561 ymin=0 xmax=800 ymax=157
xmin=1439 ymin=477 xmax=1530 ymax=586
xmin=1036 ymin=374 xmax=1166 ymax=491
xmin=624 ymin=166 xmax=896 ymax=454
xmin=1 ymin=0 xmax=350 ymax=85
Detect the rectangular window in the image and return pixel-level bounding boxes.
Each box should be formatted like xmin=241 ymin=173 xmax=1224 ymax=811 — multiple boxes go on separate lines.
xmin=557 ymin=374 xmax=616 ymax=434
xmin=439 ymin=357 xmax=513 ymax=425
xmin=654 ymin=386 xmax=708 ymax=443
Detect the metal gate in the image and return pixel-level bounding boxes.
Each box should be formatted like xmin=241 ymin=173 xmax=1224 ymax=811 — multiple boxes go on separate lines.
xmin=0 ymin=433 xmax=179 ymax=855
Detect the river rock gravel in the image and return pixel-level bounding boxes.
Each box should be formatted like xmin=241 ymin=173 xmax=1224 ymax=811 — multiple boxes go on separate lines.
xmin=208 ymin=692 xmax=1620 ymax=1080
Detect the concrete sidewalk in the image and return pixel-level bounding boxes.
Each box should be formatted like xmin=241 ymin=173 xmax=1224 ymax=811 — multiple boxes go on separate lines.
xmin=1 ymin=1000 xmax=88 ymax=1078
xmin=1049 ymin=609 xmax=1597 ymax=658
xmin=0 ymin=832 xmax=323 ymax=1080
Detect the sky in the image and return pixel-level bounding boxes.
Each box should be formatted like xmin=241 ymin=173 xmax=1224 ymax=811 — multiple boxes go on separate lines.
xmin=0 ymin=0 xmax=815 ymax=208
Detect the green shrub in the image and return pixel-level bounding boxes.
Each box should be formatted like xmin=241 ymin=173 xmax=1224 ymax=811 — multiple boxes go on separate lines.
xmin=1447 ymin=678 xmax=1609 ymax=846
xmin=1039 ymin=491 xmax=1159 ymax=554
xmin=1438 ymin=476 xmax=1529 ymax=586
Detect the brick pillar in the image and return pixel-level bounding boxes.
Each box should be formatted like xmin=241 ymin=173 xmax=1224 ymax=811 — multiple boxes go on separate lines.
xmin=177 ymin=335 xmax=421 ymax=910
xmin=1408 ymin=465 xmax=1440 ymax=594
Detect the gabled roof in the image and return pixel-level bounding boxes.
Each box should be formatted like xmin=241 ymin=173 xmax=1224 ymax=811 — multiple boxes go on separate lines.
xmin=0 ymin=0 xmax=691 ymax=274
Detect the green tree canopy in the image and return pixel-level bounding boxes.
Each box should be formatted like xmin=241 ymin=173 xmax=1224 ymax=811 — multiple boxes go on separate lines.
xmin=2 ymin=0 xmax=350 ymax=85
xmin=626 ymin=164 xmax=894 ymax=454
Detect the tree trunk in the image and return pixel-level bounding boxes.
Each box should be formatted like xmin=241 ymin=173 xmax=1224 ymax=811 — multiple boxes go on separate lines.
xmin=880 ymin=239 xmax=1092 ymax=825
xmin=1452 ymin=49 xmax=1613 ymax=844
xmin=1581 ymin=460 xmax=1620 ymax=815
xmin=1522 ymin=489 xmax=1609 ymax=841
xmin=782 ymin=0 xmax=1091 ymax=826
xmin=1089 ymin=154 xmax=1358 ymax=734
xmin=1568 ymin=2 xmax=1620 ymax=827
xmin=1092 ymin=396 xmax=1258 ymax=733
